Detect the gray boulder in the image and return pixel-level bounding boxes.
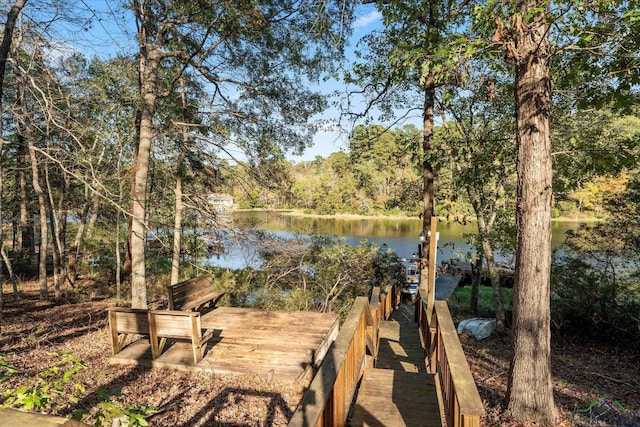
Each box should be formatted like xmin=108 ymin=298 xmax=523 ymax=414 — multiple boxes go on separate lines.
xmin=457 ymin=317 xmax=496 ymax=340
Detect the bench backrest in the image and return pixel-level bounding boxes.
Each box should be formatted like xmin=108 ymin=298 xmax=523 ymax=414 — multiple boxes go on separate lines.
xmin=148 ymin=310 xmax=203 ymax=340
xmin=107 ymin=307 xmax=149 ymax=335
xmin=166 ymin=274 xmax=214 ymax=310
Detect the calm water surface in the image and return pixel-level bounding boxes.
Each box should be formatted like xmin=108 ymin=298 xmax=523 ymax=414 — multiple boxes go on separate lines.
xmin=206 ymin=211 xmax=583 ymax=270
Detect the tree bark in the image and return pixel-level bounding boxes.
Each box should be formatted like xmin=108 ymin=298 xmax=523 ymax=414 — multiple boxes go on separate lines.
xmin=420 ymin=73 xmax=435 ymax=297
xmin=506 ymin=0 xmax=558 ymax=423
xmin=130 ymin=6 xmax=162 ymax=307
xmin=171 ymin=76 xmax=189 ymax=285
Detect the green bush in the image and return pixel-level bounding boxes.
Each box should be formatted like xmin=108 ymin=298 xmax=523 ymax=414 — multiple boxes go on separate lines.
xmin=551 ymin=256 xmax=640 ymax=349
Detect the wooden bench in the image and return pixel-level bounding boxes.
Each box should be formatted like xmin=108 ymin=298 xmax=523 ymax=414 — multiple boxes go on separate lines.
xmin=166 ymin=274 xmax=224 ymax=312
xmin=107 ymin=307 xmax=150 ymax=355
xmin=148 ymin=310 xmax=213 ymax=364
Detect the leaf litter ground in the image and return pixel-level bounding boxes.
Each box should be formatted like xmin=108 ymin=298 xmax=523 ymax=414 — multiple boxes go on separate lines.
xmin=1 ymin=281 xmax=639 ymax=426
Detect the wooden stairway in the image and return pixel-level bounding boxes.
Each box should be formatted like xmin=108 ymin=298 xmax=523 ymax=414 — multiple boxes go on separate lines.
xmin=349 ymin=305 xmax=442 ymax=427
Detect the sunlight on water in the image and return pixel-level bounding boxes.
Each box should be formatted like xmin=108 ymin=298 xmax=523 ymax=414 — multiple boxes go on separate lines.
xmin=204 ymin=211 xmax=584 ymax=270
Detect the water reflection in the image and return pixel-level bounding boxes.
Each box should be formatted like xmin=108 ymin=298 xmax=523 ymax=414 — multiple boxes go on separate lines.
xmin=206 ymin=211 xmax=584 ymax=270
xmin=236 ymin=211 xmax=424 ymax=237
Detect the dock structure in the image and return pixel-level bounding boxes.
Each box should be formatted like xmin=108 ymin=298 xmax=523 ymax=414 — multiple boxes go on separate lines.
xmin=289 ymin=217 xmax=484 ymax=427
xmin=109 ymin=307 xmax=339 ymax=385
xmin=350 ymin=305 xmax=441 ymax=426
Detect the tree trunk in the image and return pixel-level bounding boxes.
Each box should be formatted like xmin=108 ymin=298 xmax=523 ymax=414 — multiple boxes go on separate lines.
xmin=473 ymin=206 xmax=506 ymax=331
xmin=480 ymin=236 xmax=505 ymax=331
xmin=27 ymin=139 xmax=49 ymax=299
xmin=18 ymin=143 xmax=33 ymax=252
xmin=130 ymin=32 xmax=162 ymax=308
xmin=171 ymin=76 xmax=189 ymax=285
xmin=506 ymin=0 xmax=558 ymax=423
xmin=123 ymin=109 xmax=141 ymax=282
xmin=0 ymin=0 xmax=26 ymax=98
xmin=420 ymin=73 xmax=435 ymax=297
xmin=67 ymin=189 xmax=91 ymax=287
xmin=45 ymin=157 xmax=66 ymax=299
xmin=470 ymin=258 xmax=481 ymax=315
xmin=0 ymin=0 xmax=25 ymax=301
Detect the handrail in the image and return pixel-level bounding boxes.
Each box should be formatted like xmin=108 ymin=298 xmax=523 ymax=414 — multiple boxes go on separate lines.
xmin=415 ymin=289 xmax=485 ymax=427
xmin=289 ymin=283 xmax=398 ymax=426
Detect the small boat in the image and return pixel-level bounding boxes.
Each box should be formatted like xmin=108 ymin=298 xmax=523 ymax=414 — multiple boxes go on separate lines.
xmin=401 ymin=258 xmax=420 ymax=298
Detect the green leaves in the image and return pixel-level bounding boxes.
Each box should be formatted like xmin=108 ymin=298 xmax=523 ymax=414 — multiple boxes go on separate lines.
xmin=1 ymin=351 xmax=86 ymax=412
xmin=0 ymin=354 xmax=17 ymax=382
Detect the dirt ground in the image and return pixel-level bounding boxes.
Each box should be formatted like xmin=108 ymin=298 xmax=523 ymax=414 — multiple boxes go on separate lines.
xmin=1 ymin=282 xmax=639 ymax=426
xmin=461 ymin=333 xmax=640 ymax=426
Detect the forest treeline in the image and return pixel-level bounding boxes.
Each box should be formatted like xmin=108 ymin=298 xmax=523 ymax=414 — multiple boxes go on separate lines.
xmin=230 ymin=120 xmax=640 ymax=220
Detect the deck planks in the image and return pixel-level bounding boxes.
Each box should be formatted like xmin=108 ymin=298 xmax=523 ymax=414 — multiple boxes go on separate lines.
xmin=350 ymin=369 xmax=441 ymax=427
xmin=350 ymin=305 xmax=442 ymax=427
xmin=108 ymin=307 xmax=339 ymax=385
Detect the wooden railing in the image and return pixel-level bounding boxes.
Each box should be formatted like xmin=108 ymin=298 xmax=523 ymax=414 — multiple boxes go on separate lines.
xmin=288 ymin=283 xmax=398 ymax=426
xmin=415 ymin=289 xmax=485 ymax=427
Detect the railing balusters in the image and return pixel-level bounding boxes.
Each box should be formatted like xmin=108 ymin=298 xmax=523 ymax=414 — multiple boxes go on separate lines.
xmin=415 ymin=291 xmax=485 ymax=427
xmin=289 ymin=284 xmax=397 ymax=426
xmin=289 ymin=282 xmax=483 ymax=427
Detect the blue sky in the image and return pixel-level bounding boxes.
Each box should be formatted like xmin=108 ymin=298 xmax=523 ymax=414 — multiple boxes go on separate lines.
xmin=287 ymin=7 xmax=385 ymax=162
xmin=49 ymin=2 xmax=415 ymax=162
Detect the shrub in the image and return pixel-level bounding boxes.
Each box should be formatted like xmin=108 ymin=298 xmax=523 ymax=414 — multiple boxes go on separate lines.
xmin=551 ymin=256 xmax=640 ymax=349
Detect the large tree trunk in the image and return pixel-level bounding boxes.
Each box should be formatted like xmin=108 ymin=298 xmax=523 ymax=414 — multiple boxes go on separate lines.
xmin=130 ymin=32 xmax=162 ymax=308
xmin=420 ymin=73 xmax=435 ymax=298
xmin=506 ymin=0 xmax=558 ymax=423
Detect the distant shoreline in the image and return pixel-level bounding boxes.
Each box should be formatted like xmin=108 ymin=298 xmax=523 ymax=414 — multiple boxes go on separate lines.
xmin=235 ymin=208 xmax=419 ymax=220
xmin=233 ymin=208 xmax=602 ymax=223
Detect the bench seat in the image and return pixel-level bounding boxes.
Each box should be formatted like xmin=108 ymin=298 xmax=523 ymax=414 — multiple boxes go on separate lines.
xmin=107 ymin=307 xmax=150 ymax=355
xmin=166 ymin=274 xmax=224 ymax=312
xmin=148 ymin=310 xmax=212 ymax=363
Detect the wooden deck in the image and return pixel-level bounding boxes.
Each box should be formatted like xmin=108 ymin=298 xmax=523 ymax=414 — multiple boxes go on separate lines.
xmin=350 ymin=305 xmax=442 ymax=427
xmin=109 ymin=307 xmax=339 ymax=385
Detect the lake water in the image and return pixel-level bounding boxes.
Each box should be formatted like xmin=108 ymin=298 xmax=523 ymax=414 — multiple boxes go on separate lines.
xmin=205 ymin=211 xmax=584 ymax=270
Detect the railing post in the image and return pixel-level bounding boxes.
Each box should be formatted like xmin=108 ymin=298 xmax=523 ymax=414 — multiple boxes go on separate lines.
xmin=426 ymin=217 xmax=438 ymax=324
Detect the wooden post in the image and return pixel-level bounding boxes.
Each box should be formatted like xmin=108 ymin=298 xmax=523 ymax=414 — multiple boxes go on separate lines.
xmin=426 ymin=217 xmax=438 ymax=324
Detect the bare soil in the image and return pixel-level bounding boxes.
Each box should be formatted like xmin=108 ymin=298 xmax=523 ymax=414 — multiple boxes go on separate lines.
xmin=461 ymin=333 xmax=640 ymax=426
xmin=1 ymin=281 xmax=639 ymax=426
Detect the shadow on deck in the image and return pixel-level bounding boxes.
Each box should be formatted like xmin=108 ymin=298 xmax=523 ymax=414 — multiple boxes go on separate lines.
xmin=109 ymin=307 xmax=339 ymax=385
xmin=350 ymin=306 xmax=441 ymax=427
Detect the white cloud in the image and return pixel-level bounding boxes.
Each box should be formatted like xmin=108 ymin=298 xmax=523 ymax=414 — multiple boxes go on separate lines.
xmin=353 ymin=11 xmax=381 ymax=30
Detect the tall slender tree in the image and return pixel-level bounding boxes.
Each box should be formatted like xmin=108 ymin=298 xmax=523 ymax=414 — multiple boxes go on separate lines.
xmin=0 ymin=0 xmax=27 ymax=303
xmin=347 ymin=1 xmax=471 ymax=305
xmin=126 ymin=0 xmax=353 ymax=308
